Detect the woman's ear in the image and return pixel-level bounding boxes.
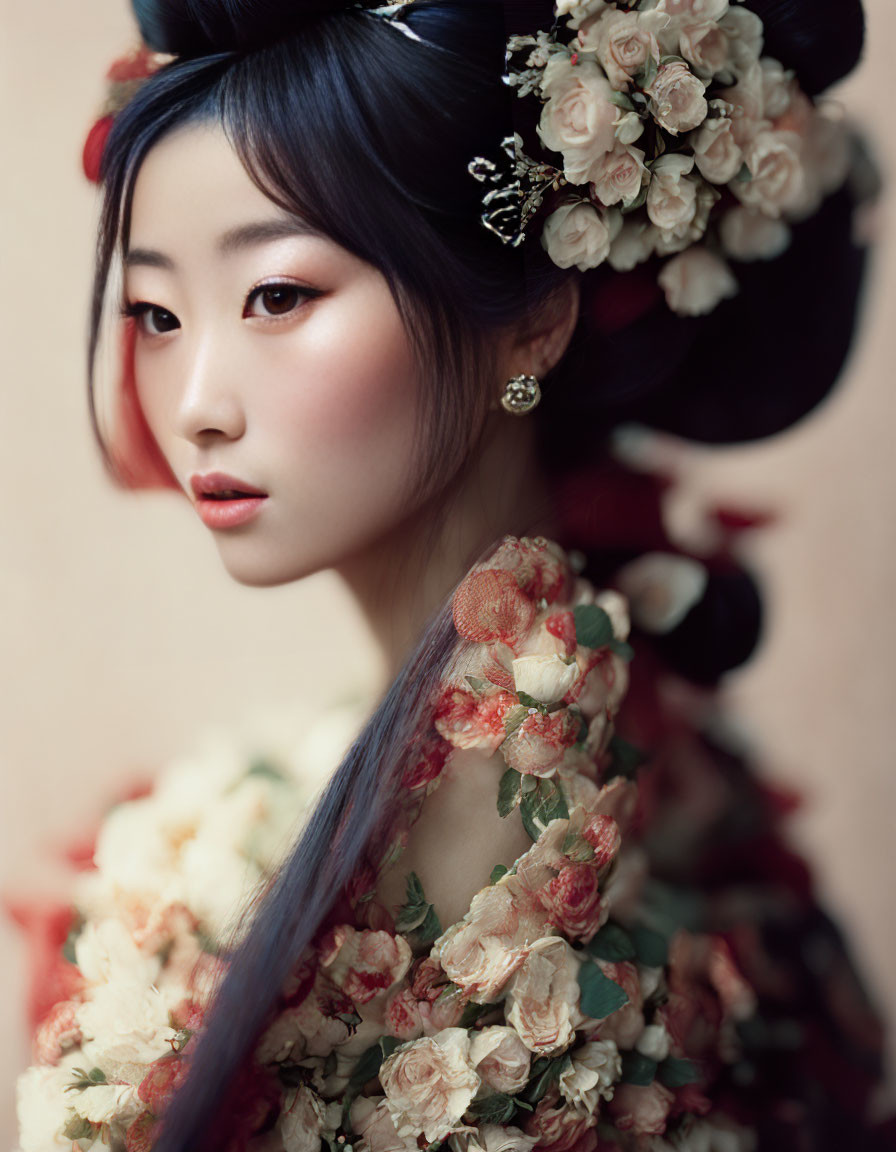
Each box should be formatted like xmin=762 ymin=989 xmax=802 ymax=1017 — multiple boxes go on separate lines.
xmin=513 ymin=275 xmax=582 ymax=380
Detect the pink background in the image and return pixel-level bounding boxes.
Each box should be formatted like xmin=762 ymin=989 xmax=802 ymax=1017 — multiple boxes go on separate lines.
xmin=1 ymin=0 xmax=894 ymax=1141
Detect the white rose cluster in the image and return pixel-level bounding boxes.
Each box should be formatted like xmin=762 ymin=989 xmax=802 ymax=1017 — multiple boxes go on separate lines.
xmin=505 ymin=0 xmax=853 ymax=316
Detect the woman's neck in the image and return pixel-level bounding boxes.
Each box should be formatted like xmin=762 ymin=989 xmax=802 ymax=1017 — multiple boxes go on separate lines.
xmin=335 ymin=414 xmax=556 ymax=682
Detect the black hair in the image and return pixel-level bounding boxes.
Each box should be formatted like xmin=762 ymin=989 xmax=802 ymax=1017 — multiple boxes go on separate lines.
xmin=85 ymin=1 xmax=872 ymax=1147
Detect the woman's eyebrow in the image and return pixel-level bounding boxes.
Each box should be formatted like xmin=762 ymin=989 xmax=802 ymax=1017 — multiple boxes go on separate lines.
xmin=125 ymin=217 xmax=321 ymax=270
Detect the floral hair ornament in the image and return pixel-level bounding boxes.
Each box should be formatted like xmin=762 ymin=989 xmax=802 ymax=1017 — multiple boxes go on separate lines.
xmin=476 ymin=0 xmax=854 ymax=317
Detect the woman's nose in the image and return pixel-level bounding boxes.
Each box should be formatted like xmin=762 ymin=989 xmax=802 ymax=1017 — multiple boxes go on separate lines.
xmin=175 ymin=336 xmax=246 ymax=444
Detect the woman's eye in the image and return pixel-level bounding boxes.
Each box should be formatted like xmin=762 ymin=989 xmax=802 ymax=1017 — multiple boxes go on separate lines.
xmin=245 ymin=284 xmax=315 ymax=319
xmin=124 ymin=303 xmax=181 ymax=336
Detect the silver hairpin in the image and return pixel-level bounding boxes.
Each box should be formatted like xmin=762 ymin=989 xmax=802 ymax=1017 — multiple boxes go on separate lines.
xmin=364 ymin=2 xmax=424 ymax=42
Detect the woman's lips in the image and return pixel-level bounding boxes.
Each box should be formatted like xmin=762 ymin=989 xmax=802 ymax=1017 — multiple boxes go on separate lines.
xmin=190 ymin=472 xmax=268 ymax=530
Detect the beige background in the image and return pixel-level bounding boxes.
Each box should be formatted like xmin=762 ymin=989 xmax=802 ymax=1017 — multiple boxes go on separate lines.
xmin=1 ymin=0 xmax=894 ymax=1143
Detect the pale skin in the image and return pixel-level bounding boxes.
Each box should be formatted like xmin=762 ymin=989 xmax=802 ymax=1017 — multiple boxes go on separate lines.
xmin=126 ymin=121 xmax=581 ymax=925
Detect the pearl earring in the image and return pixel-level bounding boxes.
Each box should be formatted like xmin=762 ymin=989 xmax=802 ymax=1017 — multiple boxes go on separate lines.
xmin=500 ymin=373 xmax=541 ymax=415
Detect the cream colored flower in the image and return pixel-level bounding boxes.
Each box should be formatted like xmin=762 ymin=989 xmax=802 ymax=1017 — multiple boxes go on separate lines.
xmin=591 ymin=144 xmax=649 ymax=207
xmin=635 ymin=1023 xmax=673 ymax=1063
xmin=679 ymin=21 xmax=730 ymax=79
xmin=733 ymin=129 xmax=805 ymax=217
xmin=512 ymin=653 xmax=579 ymax=704
xmin=469 ymin=1026 xmax=532 ymax=1094
xmin=647 ymin=153 xmax=700 ymax=238
xmin=351 ymin=1097 xmax=420 ymax=1152
xmin=538 ymin=57 xmax=618 ymax=183
xmin=559 ymin=1040 xmax=622 ymax=1112
xmin=557 ymin=0 xmax=610 ymax=29
xmin=542 ymin=202 xmax=620 ymax=271
xmin=608 ymin=218 xmax=657 ymax=272
xmin=16 ymin=1061 xmax=82 ymax=1152
xmin=691 ymin=115 xmax=743 ymax=184
xmin=380 ymin=1029 xmax=480 ymax=1143
xmin=720 ymin=205 xmax=791 ymax=261
xmin=506 ymin=937 xmax=584 ymax=1054
xmin=280 ymin=1085 xmax=331 ymax=1152
xmin=646 ymin=61 xmax=708 ymax=135
xmin=465 ymin=1125 xmax=539 ymax=1152
xmin=658 ymin=247 xmax=738 ymax=315
xmin=580 ymin=10 xmax=660 ymax=91
xmin=719 ymin=6 xmax=764 ymax=75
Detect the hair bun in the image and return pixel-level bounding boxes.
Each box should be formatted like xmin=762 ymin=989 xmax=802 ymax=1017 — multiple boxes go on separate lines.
xmin=746 ymin=0 xmax=865 ymax=96
xmin=132 ymin=0 xmax=351 ymax=56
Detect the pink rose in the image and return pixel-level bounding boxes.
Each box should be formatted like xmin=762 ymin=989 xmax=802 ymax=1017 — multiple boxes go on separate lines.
xmin=320 ymin=926 xmax=412 ymax=1006
xmin=434 ymin=685 xmax=518 ymax=752
xmin=653 ymin=0 xmax=728 ymax=18
xmin=646 ymin=61 xmax=708 ymax=135
xmin=606 ymin=1081 xmax=675 ymax=1135
xmin=542 ymin=202 xmax=618 ymax=272
xmin=691 ymin=114 xmax=744 ymax=184
xmin=538 ymin=57 xmax=619 ymax=183
xmin=351 ymin=1097 xmax=419 ymax=1152
xmin=760 ymin=58 xmax=796 ymax=119
xmin=646 ymin=154 xmax=700 ymax=236
xmin=719 ymin=205 xmax=791 ymax=261
xmin=679 ymin=21 xmax=730 ymax=79
xmin=580 ymin=10 xmax=660 ymax=91
xmin=435 ymin=883 xmax=549 ymax=1002
xmin=383 ymin=985 xmax=424 ymax=1042
xmin=486 ymin=537 xmax=572 ymax=605
xmin=719 ymin=7 xmax=763 ymax=75
xmin=733 ymin=128 xmax=805 ymax=216
xmin=524 ymin=1088 xmax=598 ymax=1152
xmin=657 ymin=247 xmax=738 ymax=316
xmin=502 ymin=708 xmax=582 ymax=778
xmin=506 ymin=937 xmax=584 ymax=1055
xmin=718 ymin=61 xmax=767 ymax=148
xmin=538 ymin=862 xmax=607 ymax=943
xmin=380 ymin=1028 xmax=480 ymax=1143
xmin=279 ymin=1084 xmax=329 ymax=1152
xmin=590 ymin=143 xmax=648 ymax=207
xmin=469 ymin=1026 xmax=532 ymax=1094
xmin=452 ymin=568 xmax=536 ymax=648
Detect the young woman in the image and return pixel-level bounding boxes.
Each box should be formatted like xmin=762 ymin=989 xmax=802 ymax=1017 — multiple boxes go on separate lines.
xmin=14 ymin=1 xmax=892 ymax=1150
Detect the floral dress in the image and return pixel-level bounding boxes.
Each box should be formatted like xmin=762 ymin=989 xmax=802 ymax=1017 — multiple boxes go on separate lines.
xmin=12 ymin=523 xmax=892 ymax=1152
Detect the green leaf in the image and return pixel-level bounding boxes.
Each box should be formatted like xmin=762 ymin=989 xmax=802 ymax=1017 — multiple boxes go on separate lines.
xmin=659 ymin=53 xmax=687 ymax=66
xmin=465 ymin=675 xmax=490 ymax=693
xmin=459 ymin=999 xmax=502 ymax=1028
xmin=62 ymin=911 xmax=85 ymax=966
xmin=607 ymin=736 xmax=648 ymax=781
xmin=522 ymin=1054 xmax=570 ymax=1106
xmin=657 ymin=1057 xmax=702 ymax=1088
xmin=638 ymin=53 xmax=658 ymax=89
xmin=573 ymin=605 xmax=615 ymax=649
xmin=609 ymin=639 xmax=635 ymax=662
xmin=65 ymin=1066 xmax=109 ymax=1093
xmin=631 ymin=924 xmax=668 ymax=968
xmin=520 ymin=778 xmax=569 ymax=841
xmin=246 ymin=757 xmax=288 ymax=783
xmin=490 ymin=864 xmax=509 ymax=884
xmin=620 ymin=1051 xmax=658 ymax=1086
xmin=415 ymin=904 xmax=443 ymax=946
xmin=609 ymin=90 xmax=636 ymax=111
xmin=497 ymin=767 xmax=523 ymax=818
xmin=577 ymin=961 xmax=630 ymax=1019
xmin=517 ymin=691 xmax=546 ymax=713
xmin=380 ymin=1035 xmax=402 ymax=1060
xmin=620 ymin=185 xmax=649 ymax=215
xmin=395 ymin=873 xmax=442 ymax=943
xmin=734 ymin=161 xmax=752 ymax=183
xmin=63 ymin=1116 xmax=100 ymax=1142
xmin=587 ymin=922 xmax=637 ymax=962
xmin=468 ymin=1093 xmax=519 ymax=1125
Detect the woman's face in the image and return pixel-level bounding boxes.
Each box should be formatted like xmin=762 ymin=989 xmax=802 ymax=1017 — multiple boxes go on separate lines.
xmin=124 ymin=121 xmax=428 ymax=586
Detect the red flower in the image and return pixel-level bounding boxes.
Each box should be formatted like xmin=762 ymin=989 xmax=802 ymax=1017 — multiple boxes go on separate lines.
xmin=82 ymin=115 xmax=114 ymax=183
xmin=434 ymin=686 xmax=517 ymax=752
xmin=402 ymin=733 xmax=450 ymax=790
xmin=125 ymin=1112 xmax=158 ymax=1152
xmin=138 ymin=1054 xmax=189 ymax=1115
xmin=502 ymin=708 xmax=580 ymax=777
xmin=452 ymin=569 xmax=536 ymax=647
xmin=581 ymin=813 xmax=622 ymax=869
xmin=538 ymin=863 xmax=606 ymax=943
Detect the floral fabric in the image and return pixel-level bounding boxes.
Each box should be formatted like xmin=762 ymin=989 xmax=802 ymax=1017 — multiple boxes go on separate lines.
xmin=12 ymin=531 xmax=891 ymax=1152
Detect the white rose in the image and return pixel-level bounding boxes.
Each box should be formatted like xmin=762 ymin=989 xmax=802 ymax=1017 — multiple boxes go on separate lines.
xmin=615 ymin=552 xmax=708 ymax=633
xmin=679 ymin=21 xmax=730 ymax=79
xmin=734 ymin=128 xmax=805 ymax=217
xmin=77 ymin=980 xmax=178 ymax=1082
xmin=280 ymin=1085 xmax=330 ymax=1152
xmin=635 ymin=1023 xmax=673 ymax=1063
xmin=608 ymin=218 xmax=656 ymax=272
xmin=351 ymin=1097 xmax=420 ymax=1152
xmin=760 ymin=58 xmax=795 ymax=119
xmin=591 ymin=144 xmax=649 ymax=207
xmin=380 ymin=1029 xmax=480 ymax=1143
xmin=469 ymin=1026 xmax=532 ymax=1094
xmin=691 ymin=115 xmax=743 ymax=184
xmin=512 ymin=654 xmax=579 ymax=704
xmin=719 ymin=6 xmax=764 ymax=75
xmin=538 ymin=57 xmax=618 ymax=183
xmin=646 ymin=61 xmax=708 ymax=135
xmin=650 ymin=0 xmax=729 ymax=20
xmin=16 ymin=1062 xmax=80 ymax=1152
xmin=658 ymin=247 xmax=738 ymax=316
xmin=580 ymin=10 xmax=660 ymax=91
xmin=559 ymin=1040 xmax=622 ymax=1112
xmin=594 ymin=589 xmax=631 ymax=641
xmin=646 ymin=154 xmax=699 ymax=235
xmin=717 ymin=60 xmax=768 ymax=149
xmin=558 ymin=0 xmax=610 ymax=29
xmin=468 ymin=1125 xmax=539 ymax=1152
xmin=70 ymin=1084 xmax=142 ymax=1126
xmin=719 ymin=205 xmax=791 ymax=260
xmin=542 ymin=202 xmax=619 ymax=271
xmin=506 ymin=937 xmax=584 ymax=1055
